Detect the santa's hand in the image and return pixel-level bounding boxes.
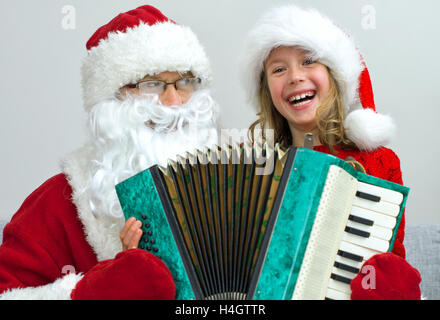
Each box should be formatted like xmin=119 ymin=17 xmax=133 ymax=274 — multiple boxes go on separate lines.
xmin=350 ymin=252 xmax=421 ymax=300
xmin=120 ymin=217 xmax=143 ymax=251
xmin=71 ymin=248 xmax=175 ymax=300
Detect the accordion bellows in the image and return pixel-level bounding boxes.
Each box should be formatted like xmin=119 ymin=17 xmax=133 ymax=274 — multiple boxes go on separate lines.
xmin=116 ymin=143 xmax=408 ymax=300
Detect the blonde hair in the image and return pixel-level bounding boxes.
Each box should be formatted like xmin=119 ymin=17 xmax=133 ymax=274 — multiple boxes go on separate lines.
xmin=248 ymin=66 xmax=356 ymax=153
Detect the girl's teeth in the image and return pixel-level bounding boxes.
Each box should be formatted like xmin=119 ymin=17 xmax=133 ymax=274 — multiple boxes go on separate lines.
xmin=289 ymin=92 xmax=315 ymax=106
xmin=289 ymin=91 xmax=315 ymax=102
xmin=291 ymin=99 xmax=311 ymax=107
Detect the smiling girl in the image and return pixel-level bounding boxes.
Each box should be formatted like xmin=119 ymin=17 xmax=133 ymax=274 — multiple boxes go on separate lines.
xmin=262 ymin=46 xmax=335 ymax=148
xmin=242 ymin=4 xmax=421 ymax=300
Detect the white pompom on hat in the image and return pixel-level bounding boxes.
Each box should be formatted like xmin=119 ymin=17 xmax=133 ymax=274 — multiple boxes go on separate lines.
xmin=241 ymin=4 xmax=395 ymax=151
xmin=81 ymin=5 xmax=212 ymax=112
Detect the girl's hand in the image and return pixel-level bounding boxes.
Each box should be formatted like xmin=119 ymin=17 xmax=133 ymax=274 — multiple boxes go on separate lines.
xmin=350 ymin=252 xmax=421 ymax=300
xmin=120 ymin=217 xmax=143 ymax=251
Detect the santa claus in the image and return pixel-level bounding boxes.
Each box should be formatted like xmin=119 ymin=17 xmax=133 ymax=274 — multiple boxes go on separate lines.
xmin=0 ymin=5 xmax=218 ymax=299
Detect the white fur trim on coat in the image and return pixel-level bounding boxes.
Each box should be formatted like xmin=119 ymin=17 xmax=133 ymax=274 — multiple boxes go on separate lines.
xmin=82 ymin=21 xmax=212 ymax=111
xmin=0 ymin=273 xmax=83 ymax=300
xmin=61 ymin=146 xmax=124 ymax=262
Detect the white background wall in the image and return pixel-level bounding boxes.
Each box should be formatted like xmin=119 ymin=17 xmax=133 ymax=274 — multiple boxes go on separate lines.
xmin=1 ymin=0 xmax=439 ymax=225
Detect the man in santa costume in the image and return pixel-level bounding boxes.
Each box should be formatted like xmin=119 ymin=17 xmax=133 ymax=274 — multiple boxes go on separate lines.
xmin=0 ymin=5 xmax=218 ymax=299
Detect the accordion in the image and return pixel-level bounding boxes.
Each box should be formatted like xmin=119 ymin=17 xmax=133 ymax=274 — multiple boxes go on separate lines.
xmin=115 ymin=144 xmax=409 ymax=300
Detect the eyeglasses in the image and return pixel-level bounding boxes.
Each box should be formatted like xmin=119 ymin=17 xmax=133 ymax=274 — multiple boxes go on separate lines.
xmin=128 ymin=77 xmax=202 ymax=95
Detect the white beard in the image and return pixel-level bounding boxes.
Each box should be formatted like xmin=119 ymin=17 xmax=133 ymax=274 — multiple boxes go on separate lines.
xmin=78 ymin=89 xmax=219 ymax=220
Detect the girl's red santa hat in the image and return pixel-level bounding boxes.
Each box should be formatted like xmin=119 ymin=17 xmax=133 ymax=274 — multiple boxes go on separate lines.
xmin=81 ymin=5 xmax=212 ymax=111
xmin=242 ymin=4 xmax=395 ymax=151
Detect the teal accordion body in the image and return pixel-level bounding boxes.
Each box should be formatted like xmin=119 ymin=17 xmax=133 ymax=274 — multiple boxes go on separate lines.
xmin=115 ymin=144 xmax=409 ymax=300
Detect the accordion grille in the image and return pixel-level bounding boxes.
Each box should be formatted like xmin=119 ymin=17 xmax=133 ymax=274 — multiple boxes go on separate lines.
xmin=160 ymin=143 xmax=288 ymax=299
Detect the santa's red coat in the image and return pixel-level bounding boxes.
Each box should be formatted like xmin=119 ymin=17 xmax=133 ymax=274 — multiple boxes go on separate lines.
xmin=0 ymin=146 xmax=417 ymax=299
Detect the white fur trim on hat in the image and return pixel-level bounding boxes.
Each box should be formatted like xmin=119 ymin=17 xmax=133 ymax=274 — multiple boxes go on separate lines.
xmin=242 ymin=5 xmax=363 ymax=112
xmin=344 ymin=108 xmax=396 ymax=151
xmin=241 ymin=4 xmax=396 ymax=150
xmin=81 ymin=21 xmax=212 ymax=111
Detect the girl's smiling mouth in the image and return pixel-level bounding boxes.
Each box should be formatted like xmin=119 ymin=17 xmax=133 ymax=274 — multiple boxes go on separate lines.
xmin=287 ymin=90 xmax=316 ymax=109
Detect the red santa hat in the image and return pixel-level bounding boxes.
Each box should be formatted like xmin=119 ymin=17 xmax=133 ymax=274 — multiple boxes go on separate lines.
xmin=81 ymin=5 xmax=212 ymax=111
xmin=242 ymin=5 xmax=395 ymax=151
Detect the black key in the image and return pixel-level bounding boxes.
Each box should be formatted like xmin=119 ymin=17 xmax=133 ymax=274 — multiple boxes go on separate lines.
xmin=349 ymin=214 xmax=374 ymax=226
xmin=337 ymin=250 xmax=363 ymax=262
xmin=345 ymin=226 xmax=370 ymax=238
xmin=325 ymin=297 xmax=334 ymax=300
xmin=334 ymin=261 xmax=360 ymax=274
xmin=331 ymin=273 xmax=352 ymax=284
xmin=356 ymin=191 xmax=380 ymax=202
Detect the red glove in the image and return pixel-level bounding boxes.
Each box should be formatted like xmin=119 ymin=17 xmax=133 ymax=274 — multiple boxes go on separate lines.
xmin=350 ymin=252 xmax=421 ymax=300
xmin=71 ymin=248 xmax=175 ymax=300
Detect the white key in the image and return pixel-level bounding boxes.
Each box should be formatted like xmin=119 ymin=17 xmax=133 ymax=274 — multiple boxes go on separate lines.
xmin=352 ymin=199 xmax=400 ymax=217
xmin=351 ymin=206 xmax=397 ymax=229
xmin=326 ymin=287 xmax=351 ymax=300
xmin=357 ymin=182 xmax=403 ymax=205
xmin=343 ymin=232 xmax=390 ymax=252
xmin=339 ymin=240 xmax=381 ymax=261
xmin=346 ymin=220 xmax=393 ymax=241
xmin=328 ymin=278 xmax=351 ymax=294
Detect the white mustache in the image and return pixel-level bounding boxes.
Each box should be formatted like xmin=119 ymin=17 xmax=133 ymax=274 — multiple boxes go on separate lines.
xmin=115 ymin=89 xmax=217 ymax=133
